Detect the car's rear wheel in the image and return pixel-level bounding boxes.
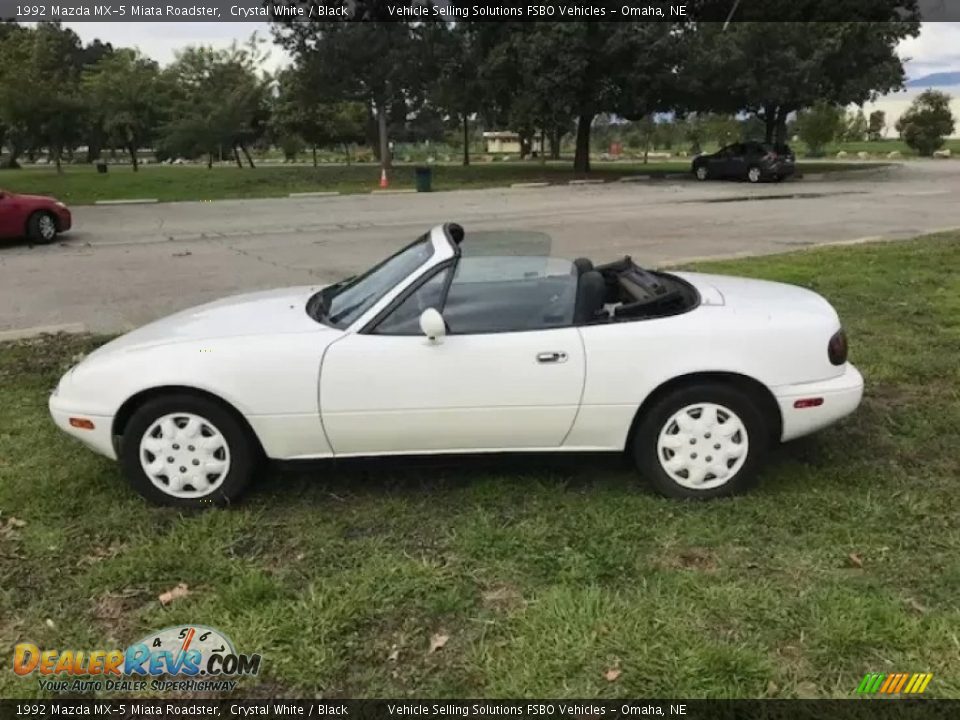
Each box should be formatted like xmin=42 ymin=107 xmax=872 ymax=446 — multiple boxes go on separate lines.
xmin=694 ymin=165 xmax=709 ymax=181
xmin=631 ymin=382 xmax=769 ymax=499
xmin=27 ymin=211 xmax=58 ymax=244
xmin=746 ymin=166 xmax=762 ymax=183
xmin=120 ymin=394 xmax=259 ymax=507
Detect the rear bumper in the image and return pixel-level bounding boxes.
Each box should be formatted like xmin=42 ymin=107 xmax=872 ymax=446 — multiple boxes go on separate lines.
xmin=763 ymin=162 xmax=795 ymax=178
xmin=49 ymin=392 xmax=116 ymax=459
xmin=773 ymin=364 xmax=864 ymax=441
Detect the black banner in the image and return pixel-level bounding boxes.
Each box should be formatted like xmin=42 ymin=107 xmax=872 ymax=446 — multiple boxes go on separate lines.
xmin=1 ymin=700 xmax=959 ymax=720
xmin=0 ymin=0 xmax=958 ymax=23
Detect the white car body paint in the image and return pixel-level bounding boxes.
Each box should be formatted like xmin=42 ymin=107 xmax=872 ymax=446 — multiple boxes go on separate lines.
xmin=50 ymin=225 xmax=863 ymax=465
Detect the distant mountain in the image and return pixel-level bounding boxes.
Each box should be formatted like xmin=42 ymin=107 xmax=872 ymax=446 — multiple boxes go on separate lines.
xmin=906 ymin=71 xmax=960 ymax=88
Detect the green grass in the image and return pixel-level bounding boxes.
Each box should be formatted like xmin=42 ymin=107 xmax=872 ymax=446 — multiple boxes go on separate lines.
xmin=2 ymin=233 xmax=959 ymax=699
xmin=0 ymin=160 xmax=864 ymax=206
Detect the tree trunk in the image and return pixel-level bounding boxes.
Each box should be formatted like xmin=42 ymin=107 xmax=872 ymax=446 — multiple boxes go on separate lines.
xmin=462 ymin=115 xmax=470 ymax=167
xmin=233 ymin=145 xmax=243 ymax=168
xmin=207 ymin=153 xmax=213 ymax=169
xmin=378 ymin=103 xmax=391 ymax=170
xmin=763 ymin=105 xmax=777 ymax=144
xmin=774 ymin=108 xmax=789 ymax=146
xmin=539 ymin=129 xmax=546 ymax=164
xmin=343 ymin=143 xmax=351 ymax=165
xmin=573 ymin=113 xmax=594 ymax=173
xmin=550 ymin=128 xmax=561 ymax=161
xmin=312 ymin=145 xmax=318 ymax=167
xmin=3 ymin=141 xmax=22 ymax=169
xmin=240 ymin=144 xmax=256 ymax=168
xmin=53 ymin=146 xmax=63 ymax=174
xmin=128 ymin=144 xmax=139 ymax=172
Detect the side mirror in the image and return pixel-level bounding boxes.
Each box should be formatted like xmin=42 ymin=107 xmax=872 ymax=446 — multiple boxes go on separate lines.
xmin=419 ymin=308 xmax=446 ymax=342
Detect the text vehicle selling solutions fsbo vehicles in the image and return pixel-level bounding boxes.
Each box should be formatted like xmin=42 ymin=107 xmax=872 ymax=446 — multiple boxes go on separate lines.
xmin=50 ymin=224 xmax=863 ymax=507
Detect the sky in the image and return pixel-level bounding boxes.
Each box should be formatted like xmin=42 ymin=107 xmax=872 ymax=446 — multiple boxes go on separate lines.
xmin=61 ymin=21 xmax=960 ymax=81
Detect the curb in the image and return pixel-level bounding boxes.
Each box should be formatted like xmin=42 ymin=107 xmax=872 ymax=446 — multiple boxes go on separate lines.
xmin=288 ymin=191 xmax=341 ymax=198
xmin=0 ymin=323 xmax=87 ymax=342
xmin=371 ymin=189 xmax=417 ymax=194
xmin=618 ymin=175 xmax=652 ymax=182
xmin=568 ymin=179 xmax=605 ymax=185
xmin=510 ymin=182 xmax=550 ymax=188
xmin=94 ymin=198 xmax=159 ymax=205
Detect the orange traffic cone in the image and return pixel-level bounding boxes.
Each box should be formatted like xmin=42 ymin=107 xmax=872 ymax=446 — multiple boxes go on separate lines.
xmin=379 ymin=168 xmax=388 ymax=189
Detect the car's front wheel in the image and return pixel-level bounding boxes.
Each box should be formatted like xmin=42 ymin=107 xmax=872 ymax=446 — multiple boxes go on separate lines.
xmin=631 ymin=382 xmax=769 ymax=499
xmin=120 ymin=394 xmax=259 ymax=507
xmin=27 ymin=211 xmax=58 ymax=244
xmin=746 ymin=166 xmax=763 ymax=183
xmin=694 ymin=165 xmax=709 ymax=181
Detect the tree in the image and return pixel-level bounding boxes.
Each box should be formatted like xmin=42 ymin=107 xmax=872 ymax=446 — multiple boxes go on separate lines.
xmin=796 ymin=102 xmax=844 ymax=156
xmin=680 ymin=10 xmax=919 ymax=145
xmin=868 ymin=110 xmax=887 ymax=141
xmin=84 ymin=49 xmax=166 ymax=171
xmin=423 ymin=22 xmax=486 ymax=166
xmin=162 ymin=38 xmax=271 ymax=168
xmin=273 ymin=66 xmax=366 ymax=166
xmin=272 ymin=12 xmax=419 ymax=171
xmin=842 ymin=109 xmax=868 ymax=142
xmin=0 ymin=22 xmax=87 ymax=172
xmin=896 ymin=90 xmax=955 ymax=156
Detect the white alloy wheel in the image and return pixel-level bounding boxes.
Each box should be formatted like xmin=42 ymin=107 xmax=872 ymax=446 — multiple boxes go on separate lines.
xmin=747 ymin=166 xmax=762 ymax=183
xmin=656 ymin=402 xmax=748 ymax=490
xmin=695 ymin=165 xmax=709 ymax=180
xmin=139 ymin=413 xmax=231 ymax=498
xmin=38 ymin=214 xmax=56 ymax=241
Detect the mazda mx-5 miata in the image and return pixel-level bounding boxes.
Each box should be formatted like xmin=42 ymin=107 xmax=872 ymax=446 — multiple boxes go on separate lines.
xmin=50 ymin=224 xmax=863 ymax=506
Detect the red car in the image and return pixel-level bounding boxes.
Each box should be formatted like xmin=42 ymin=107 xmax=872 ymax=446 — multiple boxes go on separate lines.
xmin=0 ymin=188 xmax=72 ymax=243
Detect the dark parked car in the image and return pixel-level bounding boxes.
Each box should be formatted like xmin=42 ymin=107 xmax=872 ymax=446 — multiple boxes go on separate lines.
xmin=0 ymin=188 xmax=72 ymax=243
xmin=692 ymin=142 xmax=796 ymax=183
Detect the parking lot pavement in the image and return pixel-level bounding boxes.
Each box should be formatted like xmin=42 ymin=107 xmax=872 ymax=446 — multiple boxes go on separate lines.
xmin=1 ymin=162 xmax=958 ymax=333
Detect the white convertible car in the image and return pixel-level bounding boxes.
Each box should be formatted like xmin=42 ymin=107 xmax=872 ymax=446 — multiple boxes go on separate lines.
xmin=50 ymin=224 xmax=863 ymax=506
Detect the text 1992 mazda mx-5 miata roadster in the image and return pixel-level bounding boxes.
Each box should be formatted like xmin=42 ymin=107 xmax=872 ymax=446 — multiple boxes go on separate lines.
xmin=50 ymin=224 xmax=863 ymax=507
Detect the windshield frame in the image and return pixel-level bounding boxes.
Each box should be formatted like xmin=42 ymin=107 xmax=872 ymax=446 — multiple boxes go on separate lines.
xmin=308 ymin=225 xmax=457 ymax=331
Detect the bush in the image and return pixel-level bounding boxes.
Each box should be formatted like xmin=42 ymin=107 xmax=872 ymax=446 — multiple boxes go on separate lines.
xmin=896 ymin=90 xmax=956 ymax=157
xmin=796 ymin=102 xmax=844 ymax=157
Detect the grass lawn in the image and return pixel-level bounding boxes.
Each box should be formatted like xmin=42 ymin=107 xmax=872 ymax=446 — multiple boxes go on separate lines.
xmin=0 ymin=160 xmax=868 ymax=206
xmin=1 ymin=232 xmax=958 ymax=699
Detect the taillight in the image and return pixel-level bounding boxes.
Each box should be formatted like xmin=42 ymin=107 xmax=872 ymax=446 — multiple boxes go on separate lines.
xmin=828 ymin=329 xmax=848 ymax=366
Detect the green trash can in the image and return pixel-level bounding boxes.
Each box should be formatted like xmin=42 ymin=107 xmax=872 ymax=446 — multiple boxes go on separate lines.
xmin=415 ymin=165 xmax=432 ymax=192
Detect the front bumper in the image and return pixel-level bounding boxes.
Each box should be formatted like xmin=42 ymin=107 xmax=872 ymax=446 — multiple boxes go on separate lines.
xmin=55 ymin=207 xmax=72 ymax=232
xmin=773 ymin=363 xmax=864 ymax=441
xmin=49 ymin=392 xmax=116 ymax=459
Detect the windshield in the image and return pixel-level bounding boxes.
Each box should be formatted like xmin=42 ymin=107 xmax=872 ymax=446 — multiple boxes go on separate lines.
xmin=312 ymin=235 xmax=434 ymax=329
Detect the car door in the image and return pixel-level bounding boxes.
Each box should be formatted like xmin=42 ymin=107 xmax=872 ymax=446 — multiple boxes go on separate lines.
xmin=319 ymin=259 xmax=586 ymax=455
xmin=724 ymin=143 xmax=748 ymax=178
xmin=708 ymin=146 xmax=733 ymax=178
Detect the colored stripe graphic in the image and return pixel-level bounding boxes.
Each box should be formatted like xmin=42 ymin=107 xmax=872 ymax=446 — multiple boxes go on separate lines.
xmin=856 ymin=672 xmax=932 ymax=694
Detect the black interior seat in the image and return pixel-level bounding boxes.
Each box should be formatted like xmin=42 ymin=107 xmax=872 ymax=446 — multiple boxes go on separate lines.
xmin=572 ymin=257 xmax=594 ymax=276
xmin=574 ymin=270 xmax=606 ymax=325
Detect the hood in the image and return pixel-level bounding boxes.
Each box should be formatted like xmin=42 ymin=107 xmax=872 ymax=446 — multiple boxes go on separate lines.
xmin=89 ymin=286 xmax=331 ymax=357
xmin=9 ymin=192 xmax=59 ymax=204
xmin=675 ymin=272 xmax=838 ymax=319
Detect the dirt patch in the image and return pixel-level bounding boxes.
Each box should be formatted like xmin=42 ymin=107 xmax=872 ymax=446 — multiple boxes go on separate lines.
xmin=659 ymin=547 xmax=718 ymax=572
xmin=481 ymin=583 xmax=525 ymax=612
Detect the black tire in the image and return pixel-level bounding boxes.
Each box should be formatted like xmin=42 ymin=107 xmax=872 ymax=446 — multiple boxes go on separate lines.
xmin=693 ymin=164 xmax=709 ymax=181
xmin=631 ymin=382 xmax=770 ymax=500
xmin=27 ymin=211 xmax=58 ymax=244
xmin=120 ymin=393 xmax=260 ymax=507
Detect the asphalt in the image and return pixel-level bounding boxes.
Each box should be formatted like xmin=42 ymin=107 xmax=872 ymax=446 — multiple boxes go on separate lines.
xmin=1 ymin=162 xmax=958 ymax=334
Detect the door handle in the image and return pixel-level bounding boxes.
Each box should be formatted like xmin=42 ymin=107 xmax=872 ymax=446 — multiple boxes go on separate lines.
xmin=536 ymin=351 xmax=568 ymax=364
